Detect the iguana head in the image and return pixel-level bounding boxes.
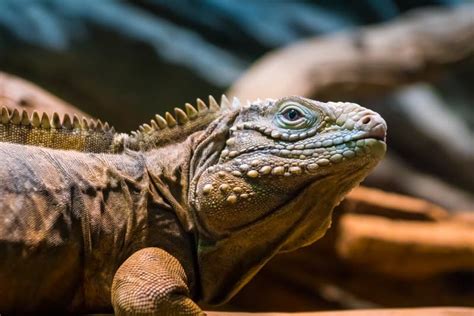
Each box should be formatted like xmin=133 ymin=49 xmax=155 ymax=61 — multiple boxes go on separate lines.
xmin=189 ymin=96 xmax=386 ymax=304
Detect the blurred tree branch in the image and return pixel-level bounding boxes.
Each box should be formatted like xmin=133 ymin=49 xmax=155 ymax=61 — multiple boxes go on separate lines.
xmin=0 ymin=72 xmax=90 ymax=119
xmin=228 ymin=4 xmax=474 ymax=101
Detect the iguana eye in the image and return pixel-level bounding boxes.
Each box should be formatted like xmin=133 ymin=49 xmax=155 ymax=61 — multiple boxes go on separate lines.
xmin=276 ymin=103 xmax=316 ymax=129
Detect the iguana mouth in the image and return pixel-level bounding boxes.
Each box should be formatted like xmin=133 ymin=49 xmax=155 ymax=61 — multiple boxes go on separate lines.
xmin=221 ymin=126 xmax=386 ymax=162
xmin=352 ymin=123 xmax=386 ymax=142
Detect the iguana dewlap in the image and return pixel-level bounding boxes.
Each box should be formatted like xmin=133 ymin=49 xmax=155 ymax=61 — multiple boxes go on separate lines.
xmin=0 ymin=96 xmax=386 ymax=315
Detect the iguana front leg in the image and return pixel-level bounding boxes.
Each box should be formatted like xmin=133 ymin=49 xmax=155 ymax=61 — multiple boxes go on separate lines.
xmin=112 ymin=247 xmax=204 ymax=316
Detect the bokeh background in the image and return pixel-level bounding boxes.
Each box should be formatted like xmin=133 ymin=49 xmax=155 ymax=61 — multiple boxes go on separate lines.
xmin=0 ymin=0 xmax=473 ymax=313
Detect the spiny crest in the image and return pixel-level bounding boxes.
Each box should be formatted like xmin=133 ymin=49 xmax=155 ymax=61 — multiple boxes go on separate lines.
xmin=129 ymin=95 xmax=240 ymax=150
xmin=0 ymin=106 xmax=114 ymax=133
xmin=0 ymin=106 xmax=116 ymax=153
xmin=136 ymin=94 xmax=238 ymax=134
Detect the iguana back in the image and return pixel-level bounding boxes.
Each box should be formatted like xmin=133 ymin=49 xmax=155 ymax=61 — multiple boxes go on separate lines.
xmin=0 ymin=95 xmax=236 ymax=313
xmin=0 ymin=95 xmax=227 ymax=153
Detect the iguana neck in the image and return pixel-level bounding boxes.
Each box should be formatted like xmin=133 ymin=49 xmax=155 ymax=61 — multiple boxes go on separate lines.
xmin=141 ymin=132 xmax=204 ymax=233
xmin=142 ymin=109 xmax=238 ymax=233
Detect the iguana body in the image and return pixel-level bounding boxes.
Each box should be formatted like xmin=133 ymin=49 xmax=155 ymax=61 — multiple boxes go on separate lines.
xmin=0 ymin=96 xmax=386 ymax=314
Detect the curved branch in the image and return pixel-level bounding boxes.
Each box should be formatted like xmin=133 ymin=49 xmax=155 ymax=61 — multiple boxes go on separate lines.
xmin=228 ymin=5 xmax=474 ymax=101
xmin=0 ymin=72 xmax=90 ymax=118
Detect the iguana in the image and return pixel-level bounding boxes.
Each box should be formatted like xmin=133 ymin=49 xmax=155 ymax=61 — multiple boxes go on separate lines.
xmin=0 ymin=95 xmax=386 ymax=315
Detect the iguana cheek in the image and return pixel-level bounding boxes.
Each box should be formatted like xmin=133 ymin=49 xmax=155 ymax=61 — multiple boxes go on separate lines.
xmin=195 ymin=168 xmax=297 ymax=234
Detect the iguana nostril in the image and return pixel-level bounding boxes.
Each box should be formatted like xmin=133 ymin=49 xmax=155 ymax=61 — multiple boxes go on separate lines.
xmin=361 ymin=116 xmax=371 ymax=125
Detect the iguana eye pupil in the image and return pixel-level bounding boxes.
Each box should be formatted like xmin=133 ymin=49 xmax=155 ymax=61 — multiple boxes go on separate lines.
xmin=283 ymin=108 xmax=301 ymax=121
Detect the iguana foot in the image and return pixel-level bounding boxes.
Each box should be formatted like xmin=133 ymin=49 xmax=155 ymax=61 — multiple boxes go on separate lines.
xmin=112 ymin=247 xmax=204 ymax=316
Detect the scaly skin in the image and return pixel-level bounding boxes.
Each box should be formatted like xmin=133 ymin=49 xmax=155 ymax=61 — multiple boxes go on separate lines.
xmin=0 ymin=107 xmax=116 ymax=152
xmin=0 ymin=96 xmax=386 ymax=315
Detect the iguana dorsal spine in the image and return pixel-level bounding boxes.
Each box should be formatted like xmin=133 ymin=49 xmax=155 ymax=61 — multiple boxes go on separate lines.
xmin=0 ymin=95 xmax=235 ymax=153
xmin=125 ymin=95 xmax=234 ymax=151
xmin=0 ymin=107 xmax=116 ymax=153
